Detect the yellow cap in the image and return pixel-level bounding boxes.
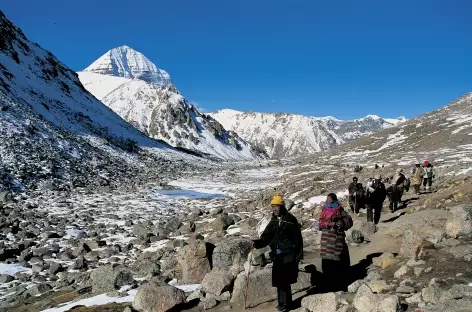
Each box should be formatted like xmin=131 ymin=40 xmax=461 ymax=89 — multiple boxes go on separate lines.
xmin=271 ymin=195 xmax=285 ymax=206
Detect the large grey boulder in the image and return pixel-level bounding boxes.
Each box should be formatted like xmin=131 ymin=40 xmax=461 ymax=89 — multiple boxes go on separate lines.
xmin=446 ymin=205 xmax=472 ymax=238
xmin=133 ymin=281 xmax=186 ymax=312
xmin=230 ymin=268 xmax=311 ymax=308
xmin=201 ymin=269 xmax=234 ymax=296
xmin=353 ymin=284 xmax=402 ymax=312
xmin=301 ymin=292 xmax=341 ymax=312
xmin=212 ymin=237 xmax=252 ymax=277
xmin=90 ymin=265 xmax=134 ymax=294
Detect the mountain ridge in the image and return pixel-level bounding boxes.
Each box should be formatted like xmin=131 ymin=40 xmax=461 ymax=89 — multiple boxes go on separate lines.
xmin=210 ymin=109 xmax=407 ymax=158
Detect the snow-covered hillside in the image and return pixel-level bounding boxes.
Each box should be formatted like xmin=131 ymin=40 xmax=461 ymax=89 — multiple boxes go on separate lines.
xmin=0 ymin=12 xmax=196 ymax=191
xmin=79 ymin=47 xmax=263 ymax=160
xmin=210 ymin=109 xmax=406 ymax=158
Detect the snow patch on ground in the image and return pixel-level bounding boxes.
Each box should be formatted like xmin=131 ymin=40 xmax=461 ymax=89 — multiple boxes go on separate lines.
xmin=40 ymin=289 xmax=138 ymax=312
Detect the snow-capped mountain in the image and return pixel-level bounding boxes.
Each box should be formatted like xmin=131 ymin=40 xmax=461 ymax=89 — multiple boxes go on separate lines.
xmin=210 ymin=109 xmax=406 ymax=158
xmin=83 ymin=45 xmax=172 ymax=85
xmin=79 ymin=47 xmax=263 ymax=160
xmin=0 ymin=12 xmax=198 ymax=191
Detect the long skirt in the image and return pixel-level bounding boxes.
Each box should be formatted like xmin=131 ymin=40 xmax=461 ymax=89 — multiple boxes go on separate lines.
xmin=321 ymin=249 xmax=350 ymax=292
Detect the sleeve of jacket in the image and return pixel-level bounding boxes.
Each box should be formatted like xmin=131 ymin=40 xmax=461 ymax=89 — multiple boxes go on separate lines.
xmin=253 ymin=221 xmax=275 ymax=249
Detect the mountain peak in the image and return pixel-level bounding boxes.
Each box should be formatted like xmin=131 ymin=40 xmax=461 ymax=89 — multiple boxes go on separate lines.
xmin=83 ymin=45 xmax=172 ymax=85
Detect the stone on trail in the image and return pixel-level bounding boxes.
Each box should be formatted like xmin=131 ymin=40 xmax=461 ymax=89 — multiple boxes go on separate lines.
xmin=351 ymin=229 xmax=365 ymax=244
xmin=352 ymin=220 xmax=377 ymax=236
xmin=372 ymin=253 xmax=399 ymax=270
xmin=230 ymin=268 xmax=311 ymax=308
xmin=301 ymin=292 xmax=341 ymax=312
xmin=353 ymin=284 xmax=402 ymax=312
xmin=133 ymin=281 xmax=186 ymax=312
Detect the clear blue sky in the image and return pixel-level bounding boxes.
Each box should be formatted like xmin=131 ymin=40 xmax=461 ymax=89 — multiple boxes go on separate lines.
xmin=3 ymin=0 xmax=472 ymax=119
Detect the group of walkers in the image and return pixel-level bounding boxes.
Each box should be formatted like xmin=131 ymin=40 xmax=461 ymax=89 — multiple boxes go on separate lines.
xmin=252 ymin=161 xmax=436 ymax=311
xmin=347 ymin=160 xmax=435 ymax=224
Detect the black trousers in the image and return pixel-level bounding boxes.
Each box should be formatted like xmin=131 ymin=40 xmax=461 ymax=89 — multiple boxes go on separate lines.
xmin=389 ymin=201 xmax=398 ymax=212
xmin=367 ymin=204 xmax=382 ymax=224
xmin=277 ymin=284 xmax=292 ymax=310
xmin=423 ymin=177 xmax=432 ymax=187
xmin=321 ymin=252 xmax=351 ymax=292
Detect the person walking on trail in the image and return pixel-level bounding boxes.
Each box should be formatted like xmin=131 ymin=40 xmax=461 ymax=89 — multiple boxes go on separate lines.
xmin=387 ymin=169 xmax=406 ymax=213
xmin=318 ymin=193 xmax=353 ymax=292
xmin=365 ymin=174 xmax=387 ymax=224
xmin=348 ymin=177 xmax=365 ymax=216
xmin=411 ymin=163 xmax=424 ymax=195
xmin=252 ymin=194 xmax=303 ymax=312
xmin=423 ymin=161 xmax=435 ymax=191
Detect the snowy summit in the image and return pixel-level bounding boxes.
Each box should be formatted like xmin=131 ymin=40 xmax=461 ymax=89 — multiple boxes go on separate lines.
xmin=83 ymin=45 xmax=172 ymax=85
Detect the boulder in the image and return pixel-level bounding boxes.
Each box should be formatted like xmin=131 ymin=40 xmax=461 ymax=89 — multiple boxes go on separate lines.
xmin=352 ymin=220 xmax=377 ymax=236
xmin=206 ymin=213 xmax=235 ymax=232
xmin=176 ymin=238 xmax=211 ymax=283
xmin=446 ymin=205 xmax=472 ymax=238
xmin=351 ymin=230 xmax=364 ymax=244
xmin=368 ymin=280 xmax=395 ymax=294
xmin=353 ymin=284 xmax=402 ymax=312
xmin=201 ymin=297 xmax=218 ymax=310
xmin=212 ymin=237 xmax=252 ymax=277
xmin=133 ymin=281 xmax=186 ymax=312
xmin=400 ymin=230 xmax=433 ymax=260
xmin=372 ymin=253 xmax=399 ymax=270
xmin=393 ymin=265 xmax=410 ymax=279
xmin=230 ymin=268 xmax=311 ymax=308
xmin=131 ymin=260 xmax=161 ymax=278
xmin=201 ymin=269 xmax=234 ymax=296
xmin=301 ymin=292 xmax=341 ymax=312
xmin=90 ymin=265 xmax=134 ymax=294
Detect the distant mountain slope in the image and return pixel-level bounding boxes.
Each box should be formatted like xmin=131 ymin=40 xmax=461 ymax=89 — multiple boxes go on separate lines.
xmin=210 ymin=109 xmax=406 ymax=158
xmin=79 ymin=47 xmax=264 ymax=160
xmin=328 ymin=93 xmax=472 ymax=159
xmin=0 ymin=11 xmax=197 ymax=191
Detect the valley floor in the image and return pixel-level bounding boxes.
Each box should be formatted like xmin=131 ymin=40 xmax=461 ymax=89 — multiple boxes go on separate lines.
xmin=1 ymin=154 xmax=472 ymax=312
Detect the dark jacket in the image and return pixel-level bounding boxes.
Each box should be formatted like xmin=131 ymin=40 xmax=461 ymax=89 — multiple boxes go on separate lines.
xmin=253 ymin=207 xmax=303 ymax=287
xmin=348 ymin=182 xmax=365 ymax=206
xmin=366 ymin=181 xmax=387 ymax=206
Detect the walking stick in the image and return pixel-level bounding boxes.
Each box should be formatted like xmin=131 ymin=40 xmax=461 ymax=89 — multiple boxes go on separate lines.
xmin=354 ymin=193 xmax=357 ymax=215
xmin=244 ymin=255 xmax=253 ymax=309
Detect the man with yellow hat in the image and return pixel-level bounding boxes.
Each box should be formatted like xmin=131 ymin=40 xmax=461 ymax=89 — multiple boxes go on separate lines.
xmin=253 ymin=194 xmax=303 ymax=312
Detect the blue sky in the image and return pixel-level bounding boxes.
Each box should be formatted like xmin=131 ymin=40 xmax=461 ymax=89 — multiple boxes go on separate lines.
xmin=3 ymin=0 xmax=472 ymax=119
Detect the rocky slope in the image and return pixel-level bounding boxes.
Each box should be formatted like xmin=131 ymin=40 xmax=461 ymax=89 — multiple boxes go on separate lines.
xmin=210 ymin=109 xmax=406 ymax=158
xmin=79 ymin=47 xmax=264 ymax=160
xmin=0 ymin=11 xmax=200 ymax=193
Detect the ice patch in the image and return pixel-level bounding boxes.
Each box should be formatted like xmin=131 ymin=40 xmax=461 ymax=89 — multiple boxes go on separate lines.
xmin=153 ymin=189 xmax=226 ymax=201
xmin=0 ymin=264 xmax=30 ymax=276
